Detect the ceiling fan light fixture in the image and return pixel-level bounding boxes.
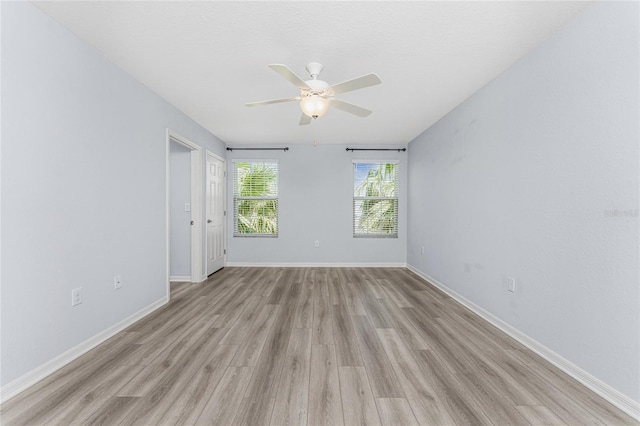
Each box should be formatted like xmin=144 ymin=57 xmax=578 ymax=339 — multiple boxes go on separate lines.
xmin=300 ymin=95 xmax=329 ymax=119
xmin=248 ymin=63 xmax=380 ymax=124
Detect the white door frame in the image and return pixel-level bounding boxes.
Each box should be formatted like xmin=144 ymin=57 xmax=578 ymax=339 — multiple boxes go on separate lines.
xmin=206 ymin=150 xmax=227 ymax=274
xmin=166 ymin=129 xmax=204 ymax=298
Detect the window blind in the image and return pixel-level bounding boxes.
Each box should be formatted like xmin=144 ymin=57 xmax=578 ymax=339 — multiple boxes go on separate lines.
xmin=353 ymin=161 xmax=399 ymax=238
xmin=232 ymin=161 xmax=279 ymax=237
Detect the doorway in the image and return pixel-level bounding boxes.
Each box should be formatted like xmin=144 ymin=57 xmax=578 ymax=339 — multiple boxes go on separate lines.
xmin=169 ymin=141 xmax=192 ymax=281
xmin=166 ymin=130 xmax=203 ymax=295
xmin=206 ymin=151 xmax=226 ymax=275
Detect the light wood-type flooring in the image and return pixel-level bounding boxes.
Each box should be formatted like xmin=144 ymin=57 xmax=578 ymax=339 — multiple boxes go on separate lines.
xmin=1 ymin=267 xmax=636 ymax=425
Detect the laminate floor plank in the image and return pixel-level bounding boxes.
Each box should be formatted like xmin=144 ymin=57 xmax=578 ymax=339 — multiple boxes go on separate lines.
xmin=193 ymin=270 xmax=242 ymax=303
xmin=195 ymin=366 xmax=254 ymax=426
xmin=402 ymin=307 xmax=478 ymax=375
xmin=458 ymin=369 xmax=531 ymax=425
xmin=312 ymin=290 xmax=334 ymax=345
xmin=132 ymin=292 xmax=210 ymax=343
xmin=122 ymin=310 xmax=219 ymax=367
xmin=79 ymin=396 xmax=141 ymax=426
xmin=379 ymin=279 xmax=413 ymax=308
xmin=338 ymin=279 xmax=367 ymax=315
xmin=260 ymin=267 xmax=284 ymax=297
xmin=238 ymin=266 xmax=269 ymax=294
xmin=515 ymin=405 xmax=568 ymax=425
xmin=233 ymin=288 xmax=301 ymax=425
xmin=496 ymin=352 xmax=606 ymax=425
xmin=392 ymin=268 xmax=432 ymax=292
xmin=375 ymin=398 xmax=419 ymax=426
xmin=132 ymin=273 xmax=231 ymax=335
xmin=434 ymin=317 xmax=540 ymax=407
xmin=509 ymin=348 xmax=637 ymax=425
xmin=308 ymin=345 xmax=343 ymax=426
xmin=117 ymin=315 xmax=223 ymax=395
xmin=404 ymin=289 xmax=448 ymax=319
xmin=367 ymin=278 xmax=386 ymax=299
xmin=124 ymin=297 xmax=191 ymax=334
xmin=151 ymin=343 xmax=240 ymax=425
xmin=412 ymin=349 xmax=492 ymax=426
xmin=168 ymin=280 xmax=193 ymax=298
xmin=210 ymin=281 xmax=256 ymax=325
xmin=42 ymin=365 xmax=145 ymax=425
xmin=214 ymin=290 xmax=261 ymax=329
xmin=331 ymin=303 xmax=364 ymax=366
xmin=398 ymin=307 xmax=461 ymax=370
xmin=327 ymin=268 xmax=342 ymax=305
xmin=270 ymin=328 xmax=312 ymax=426
xmin=117 ymin=327 xmax=231 ymax=424
xmin=376 ymin=328 xmax=454 ymax=425
xmin=2 ymin=342 xmax=142 ymax=426
xmin=442 ymin=297 xmax=527 ymax=352
xmin=265 ymin=269 xmax=296 ymax=304
xmin=231 ymin=304 xmax=280 ymax=367
xmin=293 ymin=278 xmax=315 ymax=329
xmin=2 ymin=267 xmax=634 ymax=426
xmin=443 ymin=313 xmax=508 ymax=359
xmin=351 ymin=316 xmax=405 ymax=398
xmin=357 ymin=280 xmax=394 ymax=329
xmin=377 ymin=296 xmax=431 ymax=351
xmin=338 ymin=366 xmax=382 ymax=426
xmin=220 ymin=295 xmax=265 ymax=344
xmin=0 ymin=331 xmax=141 ymax=423
xmin=316 ymin=271 xmax=330 ymax=298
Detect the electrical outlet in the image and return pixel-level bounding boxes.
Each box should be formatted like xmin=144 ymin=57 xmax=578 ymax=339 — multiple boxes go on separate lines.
xmin=114 ymin=275 xmax=122 ymax=290
xmin=420 ymin=246 xmax=425 ymax=255
xmin=314 ymin=240 xmax=320 ymax=248
xmin=71 ymin=287 xmax=83 ymax=306
xmin=507 ymin=277 xmax=516 ymax=293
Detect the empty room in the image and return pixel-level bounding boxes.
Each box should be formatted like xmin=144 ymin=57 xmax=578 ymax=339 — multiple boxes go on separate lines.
xmin=1 ymin=1 xmax=638 ymax=425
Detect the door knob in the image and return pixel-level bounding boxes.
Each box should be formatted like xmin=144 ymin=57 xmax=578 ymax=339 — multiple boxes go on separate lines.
xmin=207 ymin=219 xmax=212 ymax=223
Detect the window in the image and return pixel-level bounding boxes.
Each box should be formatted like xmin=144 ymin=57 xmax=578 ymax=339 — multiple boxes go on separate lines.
xmin=353 ymin=161 xmax=398 ymax=237
xmin=233 ymin=161 xmax=278 ymax=237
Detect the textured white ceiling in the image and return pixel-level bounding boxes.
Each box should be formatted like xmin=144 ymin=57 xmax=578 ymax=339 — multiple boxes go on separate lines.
xmin=33 ymin=1 xmax=592 ymax=146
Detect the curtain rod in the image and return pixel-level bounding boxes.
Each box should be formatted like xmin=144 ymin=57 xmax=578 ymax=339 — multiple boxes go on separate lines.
xmin=346 ymin=148 xmax=406 ymax=152
xmin=227 ymin=147 xmax=289 ymax=152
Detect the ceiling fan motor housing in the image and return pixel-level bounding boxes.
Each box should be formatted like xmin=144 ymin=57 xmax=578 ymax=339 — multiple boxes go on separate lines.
xmin=302 ymin=79 xmax=330 ymax=98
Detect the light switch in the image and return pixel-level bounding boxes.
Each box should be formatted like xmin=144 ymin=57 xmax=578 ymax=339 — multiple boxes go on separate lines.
xmin=185 ymin=203 xmax=191 ymax=212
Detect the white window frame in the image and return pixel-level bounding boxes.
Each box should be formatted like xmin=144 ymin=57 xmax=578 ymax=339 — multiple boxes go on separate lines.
xmin=353 ymin=160 xmax=399 ymax=238
xmin=232 ymin=160 xmax=279 ymax=238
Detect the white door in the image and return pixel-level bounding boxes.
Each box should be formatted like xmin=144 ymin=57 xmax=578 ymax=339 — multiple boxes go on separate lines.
xmin=206 ymin=153 xmax=226 ymax=275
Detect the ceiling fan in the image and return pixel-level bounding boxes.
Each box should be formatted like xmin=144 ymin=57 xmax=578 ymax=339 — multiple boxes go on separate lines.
xmin=246 ymin=63 xmax=382 ymax=125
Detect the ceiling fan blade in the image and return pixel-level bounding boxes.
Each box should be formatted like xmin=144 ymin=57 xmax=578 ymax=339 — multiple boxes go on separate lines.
xmin=329 ymin=73 xmax=381 ymax=95
xmin=329 ymin=98 xmax=373 ymax=117
xmin=245 ymin=97 xmax=298 ymax=107
xmin=269 ymin=64 xmax=310 ymax=89
xmin=299 ymin=114 xmax=312 ymax=126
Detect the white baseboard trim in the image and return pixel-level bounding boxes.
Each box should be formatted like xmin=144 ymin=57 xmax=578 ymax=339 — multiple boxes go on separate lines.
xmin=225 ymin=262 xmax=407 ymax=268
xmin=406 ymin=264 xmax=640 ymax=421
xmin=169 ymin=275 xmax=191 ymax=282
xmin=0 ymin=296 xmax=168 ymax=404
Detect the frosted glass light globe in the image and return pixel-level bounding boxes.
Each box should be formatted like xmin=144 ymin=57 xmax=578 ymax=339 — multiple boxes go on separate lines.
xmin=300 ymin=95 xmax=329 ymax=118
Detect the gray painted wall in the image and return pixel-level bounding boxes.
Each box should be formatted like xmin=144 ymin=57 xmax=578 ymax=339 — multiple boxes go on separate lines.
xmin=1 ymin=2 xmax=225 ymax=386
xmin=407 ymin=1 xmax=639 ymax=401
xmin=226 ymin=144 xmax=407 ymax=265
xmin=169 ymin=142 xmax=191 ymax=278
